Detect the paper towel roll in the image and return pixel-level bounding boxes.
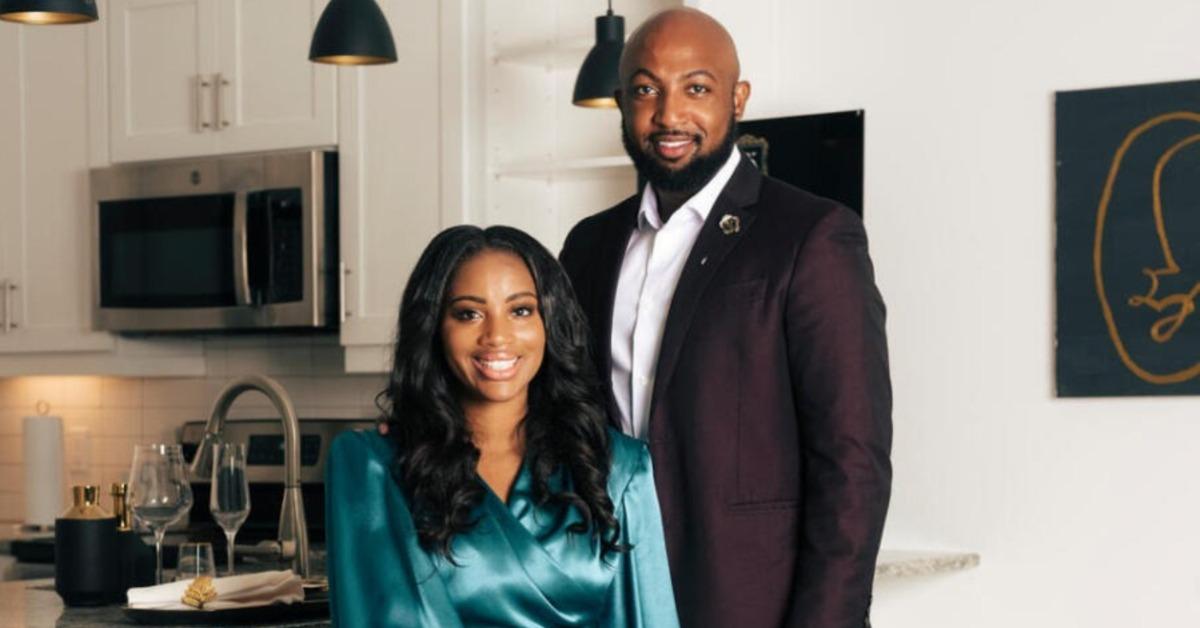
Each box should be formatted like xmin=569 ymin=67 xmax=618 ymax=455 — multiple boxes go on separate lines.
xmin=23 ymin=415 xmax=66 ymax=528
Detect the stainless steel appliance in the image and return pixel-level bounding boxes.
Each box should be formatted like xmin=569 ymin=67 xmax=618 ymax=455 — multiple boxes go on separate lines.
xmin=90 ymin=150 xmax=339 ymax=332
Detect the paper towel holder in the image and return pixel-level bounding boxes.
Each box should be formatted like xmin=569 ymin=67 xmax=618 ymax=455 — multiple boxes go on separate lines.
xmin=22 ymin=400 xmax=66 ymax=532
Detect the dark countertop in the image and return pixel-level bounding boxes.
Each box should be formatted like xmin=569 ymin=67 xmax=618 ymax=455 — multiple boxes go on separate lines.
xmin=0 ymin=540 xmax=330 ymax=628
xmin=0 ymin=579 xmax=331 ymax=628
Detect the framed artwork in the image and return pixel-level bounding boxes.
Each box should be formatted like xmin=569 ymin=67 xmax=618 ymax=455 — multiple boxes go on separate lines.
xmin=1056 ymin=79 xmax=1200 ymax=396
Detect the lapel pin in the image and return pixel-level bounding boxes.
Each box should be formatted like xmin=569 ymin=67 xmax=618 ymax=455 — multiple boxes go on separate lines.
xmin=718 ymin=214 xmax=740 ymax=235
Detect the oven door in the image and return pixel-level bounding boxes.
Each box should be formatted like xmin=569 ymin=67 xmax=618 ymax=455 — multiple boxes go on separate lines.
xmin=98 ymin=191 xmax=242 ymax=312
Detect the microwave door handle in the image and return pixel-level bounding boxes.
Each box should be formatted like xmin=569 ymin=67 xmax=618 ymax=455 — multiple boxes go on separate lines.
xmin=232 ymin=191 xmax=252 ymax=306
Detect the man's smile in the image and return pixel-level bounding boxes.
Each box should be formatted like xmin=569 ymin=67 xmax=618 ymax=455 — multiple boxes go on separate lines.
xmin=650 ymin=133 xmax=699 ymax=161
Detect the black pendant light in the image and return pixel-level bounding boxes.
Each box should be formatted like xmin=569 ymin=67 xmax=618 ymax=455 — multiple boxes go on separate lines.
xmin=572 ymin=1 xmax=624 ymax=108
xmin=309 ymin=0 xmax=397 ymax=65
xmin=0 ymin=0 xmax=97 ymax=24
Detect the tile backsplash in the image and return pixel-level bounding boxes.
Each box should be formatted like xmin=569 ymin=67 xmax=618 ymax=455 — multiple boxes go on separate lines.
xmin=0 ymin=334 xmax=387 ymax=523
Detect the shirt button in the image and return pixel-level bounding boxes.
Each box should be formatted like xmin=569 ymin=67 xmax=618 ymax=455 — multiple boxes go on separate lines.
xmin=638 ymin=376 xmax=649 ymax=385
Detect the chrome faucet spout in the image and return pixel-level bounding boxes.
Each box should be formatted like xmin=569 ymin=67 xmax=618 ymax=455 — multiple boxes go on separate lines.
xmin=192 ymin=374 xmax=310 ymax=578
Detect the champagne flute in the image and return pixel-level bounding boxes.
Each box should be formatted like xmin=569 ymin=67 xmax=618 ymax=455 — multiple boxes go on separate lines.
xmin=128 ymin=444 xmax=193 ymax=584
xmin=210 ymin=442 xmax=250 ymax=576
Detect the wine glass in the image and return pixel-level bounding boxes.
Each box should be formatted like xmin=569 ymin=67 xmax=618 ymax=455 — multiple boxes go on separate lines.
xmin=210 ymin=442 xmax=250 ymax=576
xmin=128 ymin=444 xmax=193 ymax=584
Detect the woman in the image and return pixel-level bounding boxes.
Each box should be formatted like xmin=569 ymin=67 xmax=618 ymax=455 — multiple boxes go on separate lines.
xmin=325 ymin=225 xmax=678 ymax=627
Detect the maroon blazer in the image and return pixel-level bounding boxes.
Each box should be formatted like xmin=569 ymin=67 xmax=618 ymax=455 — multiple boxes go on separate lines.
xmin=560 ymin=157 xmax=892 ymax=628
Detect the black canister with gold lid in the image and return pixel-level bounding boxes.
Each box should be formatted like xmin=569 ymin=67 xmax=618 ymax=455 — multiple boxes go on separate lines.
xmin=54 ymin=485 xmax=121 ymax=606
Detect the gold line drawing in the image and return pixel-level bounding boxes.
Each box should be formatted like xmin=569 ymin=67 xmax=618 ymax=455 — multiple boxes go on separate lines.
xmin=1093 ymin=111 xmax=1200 ymax=385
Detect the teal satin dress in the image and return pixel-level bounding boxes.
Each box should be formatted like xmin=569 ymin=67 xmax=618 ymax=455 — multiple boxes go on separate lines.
xmin=325 ymin=429 xmax=680 ymax=627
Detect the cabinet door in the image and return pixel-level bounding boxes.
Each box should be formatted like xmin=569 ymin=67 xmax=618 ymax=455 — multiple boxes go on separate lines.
xmin=214 ymin=0 xmax=336 ymax=154
xmin=0 ymin=24 xmax=20 ymax=337
xmin=340 ymin=0 xmax=466 ymax=372
xmin=107 ymin=0 xmax=219 ymax=162
xmin=0 ymin=23 xmax=113 ymax=354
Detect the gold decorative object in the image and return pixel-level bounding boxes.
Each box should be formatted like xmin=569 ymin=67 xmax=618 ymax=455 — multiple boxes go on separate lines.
xmin=61 ymin=485 xmax=110 ymax=520
xmin=718 ymin=214 xmax=741 ymax=235
xmin=110 ymin=483 xmax=132 ymax=531
xmin=182 ymin=575 xmax=217 ymax=609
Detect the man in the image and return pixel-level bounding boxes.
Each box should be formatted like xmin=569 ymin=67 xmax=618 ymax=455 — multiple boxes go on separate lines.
xmin=559 ymin=8 xmax=892 ymax=628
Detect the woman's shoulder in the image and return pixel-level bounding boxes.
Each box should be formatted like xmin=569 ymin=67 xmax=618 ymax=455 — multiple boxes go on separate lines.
xmin=605 ymin=427 xmax=652 ymax=499
xmin=330 ymin=428 xmax=394 ymax=465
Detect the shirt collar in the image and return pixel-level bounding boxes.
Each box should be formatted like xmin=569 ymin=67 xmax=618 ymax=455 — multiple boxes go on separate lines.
xmin=637 ymin=148 xmax=742 ymax=231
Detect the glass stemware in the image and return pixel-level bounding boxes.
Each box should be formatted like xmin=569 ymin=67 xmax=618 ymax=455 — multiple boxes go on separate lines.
xmin=174 ymin=541 xmax=216 ymax=582
xmin=210 ymin=442 xmax=250 ymax=576
xmin=128 ymin=444 xmax=193 ymax=584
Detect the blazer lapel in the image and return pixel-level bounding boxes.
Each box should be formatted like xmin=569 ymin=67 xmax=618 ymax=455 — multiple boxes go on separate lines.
xmin=647 ymin=158 xmax=763 ymax=439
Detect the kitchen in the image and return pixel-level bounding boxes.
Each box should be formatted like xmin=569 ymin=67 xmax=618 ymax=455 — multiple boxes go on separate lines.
xmin=2 ymin=0 xmax=1200 ymax=627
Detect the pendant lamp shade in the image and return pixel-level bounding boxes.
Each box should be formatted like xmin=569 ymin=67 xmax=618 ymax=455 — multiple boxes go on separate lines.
xmin=572 ymin=9 xmax=624 ymax=108
xmin=0 ymin=0 xmax=97 ymax=24
xmin=309 ymin=0 xmax=397 ymax=65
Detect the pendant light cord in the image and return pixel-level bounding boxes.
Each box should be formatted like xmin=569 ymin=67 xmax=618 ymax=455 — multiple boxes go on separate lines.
xmin=607 ymin=0 xmax=613 ymax=17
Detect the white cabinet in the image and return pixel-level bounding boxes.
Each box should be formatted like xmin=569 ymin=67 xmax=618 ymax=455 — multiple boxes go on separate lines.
xmin=0 ymin=18 xmax=208 ymax=376
xmin=337 ymin=0 xmax=483 ymax=372
xmin=106 ymin=0 xmax=336 ymax=163
xmin=106 ymin=0 xmax=216 ymax=161
xmin=213 ymin=0 xmax=338 ymax=154
xmin=0 ymin=22 xmax=114 ymax=355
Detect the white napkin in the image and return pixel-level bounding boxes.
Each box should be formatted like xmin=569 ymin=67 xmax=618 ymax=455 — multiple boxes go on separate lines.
xmin=126 ymin=569 xmax=304 ymax=610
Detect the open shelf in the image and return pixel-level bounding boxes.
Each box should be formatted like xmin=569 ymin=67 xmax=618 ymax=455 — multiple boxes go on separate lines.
xmin=492 ymin=36 xmax=592 ymax=69
xmin=494 ymin=155 xmax=633 ymax=178
xmin=874 ymin=549 xmax=980 ymax=579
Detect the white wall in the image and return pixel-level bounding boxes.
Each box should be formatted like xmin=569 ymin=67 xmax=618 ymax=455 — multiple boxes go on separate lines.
xmin=687 ymin=0 xmax=1200 ymax=625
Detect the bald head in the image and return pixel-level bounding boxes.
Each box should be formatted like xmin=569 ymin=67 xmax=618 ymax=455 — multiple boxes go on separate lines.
xmin=615 ymin=8 xmax=751 ymax=208
xmin=619 ymin=8 xmax=741 ymax=87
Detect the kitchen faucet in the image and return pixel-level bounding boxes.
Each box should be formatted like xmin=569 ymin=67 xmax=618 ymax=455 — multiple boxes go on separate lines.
xmin=189 ymin=374 xmax=310 ymax=578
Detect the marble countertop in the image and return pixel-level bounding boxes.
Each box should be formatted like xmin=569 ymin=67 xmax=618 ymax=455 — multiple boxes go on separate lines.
xmin=874 ymin=549 xmax=980 ymax=579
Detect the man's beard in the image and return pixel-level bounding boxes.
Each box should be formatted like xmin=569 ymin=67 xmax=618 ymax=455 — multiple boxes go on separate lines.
xmin=622 ymin=116 xmax=738 ymax=194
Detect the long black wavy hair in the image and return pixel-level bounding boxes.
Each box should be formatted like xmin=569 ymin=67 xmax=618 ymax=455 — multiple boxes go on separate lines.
xmin=379 ymin=225 xmax=621 ymax=558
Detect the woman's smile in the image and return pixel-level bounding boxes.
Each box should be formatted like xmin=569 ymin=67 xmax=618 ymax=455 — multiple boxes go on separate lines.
xmin=473 ymin=354 xmax=521 ymax=380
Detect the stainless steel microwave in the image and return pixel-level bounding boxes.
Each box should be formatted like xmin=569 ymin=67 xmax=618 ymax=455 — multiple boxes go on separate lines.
xmin=90 ymin=150 xmax=338 ymax=332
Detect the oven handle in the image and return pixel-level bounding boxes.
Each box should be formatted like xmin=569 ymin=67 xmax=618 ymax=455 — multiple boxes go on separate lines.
xmin=232 ymin=191 xmax=253 ymax=306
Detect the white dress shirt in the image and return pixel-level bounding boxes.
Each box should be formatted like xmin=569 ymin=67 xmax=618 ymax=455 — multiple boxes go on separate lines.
xmin=610 ymin=149 xmax=742 ymax=439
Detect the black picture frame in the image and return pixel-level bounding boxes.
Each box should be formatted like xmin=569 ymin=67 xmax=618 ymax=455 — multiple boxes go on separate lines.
xmin=736 ymin=110 xmax=864 ymax=216
xmin=1056 ymin=79 xmax=1200 ymax=396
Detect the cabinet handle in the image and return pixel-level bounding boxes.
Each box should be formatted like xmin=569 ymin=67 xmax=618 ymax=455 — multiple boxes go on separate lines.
xmin=339 ymin=262 xmax=350 ymax=323
xmin=214 ymin=73 xmax=230 ymax=129
xmin=195 ymin=74 xmax=211 ymax=132
xmin=2 ymin=280 xmax=16 ymax=332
